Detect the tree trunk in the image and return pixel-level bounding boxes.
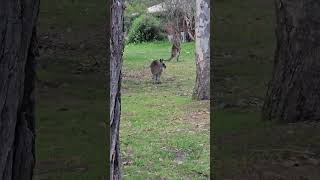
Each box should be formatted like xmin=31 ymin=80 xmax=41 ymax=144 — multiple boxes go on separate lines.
xmin=262 ymin=0 xmax=320 ymax=123
xmin=193 ymin=0 xmax=210 ymax=100
xmin=110 ymin=0 xmax=125 ymax=179
xmin=0 ymin=0 xmax=39 ymax=179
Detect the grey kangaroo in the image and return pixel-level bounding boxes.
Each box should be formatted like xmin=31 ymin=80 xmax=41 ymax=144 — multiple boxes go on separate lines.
xmin=150 ymin=59 xmax=166 ymax=84
xmin=165 ymin=24 xmax=181 ymax=62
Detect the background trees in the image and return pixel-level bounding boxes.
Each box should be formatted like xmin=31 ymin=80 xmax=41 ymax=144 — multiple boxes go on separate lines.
xmin=110 ymin=0 xmax=125 ymax=179
xmin=193 ymin=0 xmax=210 ymax=100
xmin=262 ymin=0 xmax=320 ymax=123
xmin=163 ymin=0 xmax=196 ymax=35
xmin=124 ymin=0 xmax=196 ymax=44
xmin=0 ymin=1 xmax=39 ymax=179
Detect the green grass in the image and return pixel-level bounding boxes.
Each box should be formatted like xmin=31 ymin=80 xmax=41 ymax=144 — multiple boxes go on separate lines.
xmin=120 ymin=41 xmax=210 ymax=179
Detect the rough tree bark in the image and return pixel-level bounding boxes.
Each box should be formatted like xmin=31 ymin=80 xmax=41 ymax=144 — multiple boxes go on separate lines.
xmin=0 ymin=0 xmax=40 ymax=179
xmin=110 ymin=0 xmax=125 ymax=179
xmin=262 ymin=0 xmax=320 ymax=123
xmin=193 ymin=0 xmax=210 ymax=100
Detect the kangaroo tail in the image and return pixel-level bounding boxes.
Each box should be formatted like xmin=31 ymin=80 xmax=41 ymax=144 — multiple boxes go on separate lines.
xmin=164 ymin=54 xmax=175 ymax=62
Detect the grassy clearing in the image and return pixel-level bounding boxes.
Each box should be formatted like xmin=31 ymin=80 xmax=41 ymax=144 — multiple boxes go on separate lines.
xmin=35 ymin=0 xmax=106 ymax=179
xmin=213 ymin=0 xmax=320 ymax=179
xmin=120 ymin=41 xmax=210 ymax=179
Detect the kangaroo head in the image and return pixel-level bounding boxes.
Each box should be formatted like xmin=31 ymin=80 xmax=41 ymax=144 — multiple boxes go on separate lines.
xmin=160 ymin=59 xmax=166 ymax=69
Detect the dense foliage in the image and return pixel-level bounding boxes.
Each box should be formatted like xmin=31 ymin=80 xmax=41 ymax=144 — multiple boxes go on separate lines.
xmin=127 ymin=14 xmax=166 ymax=43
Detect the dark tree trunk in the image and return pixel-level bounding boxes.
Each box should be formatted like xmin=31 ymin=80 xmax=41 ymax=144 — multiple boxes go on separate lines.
xmin=110 ymin=0 xmax=124 ymax=179
xmin=0 ymin=0 xmax=39 ymax=179
xmin=193 ymin=0 xmax=210 ymax=100
xmin=262 ymin=0 xmax=320 ymax=123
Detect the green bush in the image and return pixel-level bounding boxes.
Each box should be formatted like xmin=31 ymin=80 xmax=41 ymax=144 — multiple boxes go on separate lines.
xmin=127 ymin=14 xmax=166 ymax=44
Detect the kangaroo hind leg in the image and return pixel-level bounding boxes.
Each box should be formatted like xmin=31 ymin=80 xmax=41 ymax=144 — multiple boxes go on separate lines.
xmin=176 ymin=50 xmax=181 ymax=61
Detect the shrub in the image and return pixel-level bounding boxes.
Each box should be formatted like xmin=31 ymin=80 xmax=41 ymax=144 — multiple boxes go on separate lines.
xmin=127 ymin=14 xmax=166 ymax=44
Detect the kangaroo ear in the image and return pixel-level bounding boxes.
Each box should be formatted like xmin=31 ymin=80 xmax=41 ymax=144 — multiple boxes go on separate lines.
xmin=160 ymin=59 xmax=163 ymax=62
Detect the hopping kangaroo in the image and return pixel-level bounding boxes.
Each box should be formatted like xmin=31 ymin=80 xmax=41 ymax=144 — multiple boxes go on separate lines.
xmin=150 ymin=59 xmax=166 ymax=84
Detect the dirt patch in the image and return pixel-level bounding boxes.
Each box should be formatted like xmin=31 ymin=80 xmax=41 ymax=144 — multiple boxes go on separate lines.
xmin=121 ymin=146 xmax=135 ymax=166
xmin=122 ymin=68 xmax=177 ymax=83
xmin=160 ymin=146 xmax=190 ymax=165
xmin=182 ymin=100 xmax=210 ymax=111
xmin=184 ymin=110 xmax=210 ymax=132
xmin=182 ymin=101 xmax=210 ymax=132
xmin=122 ymin=111 xmax=137 ymax=117
xmin=183 ymin=172 xmax=209 ymax=180
xmin=123 ymin=68 xmax=151 ymax=81
xmin=174 ymin=151 xmax=188 ymax=165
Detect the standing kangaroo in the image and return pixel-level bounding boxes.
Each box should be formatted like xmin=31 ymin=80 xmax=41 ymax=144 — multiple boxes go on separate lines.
xmin=165 ymin=24 xmax=181 ymax=62
xmin=168 ymin=33 xmax=181 ymax=62
xmin=150 ymin=59 xmax=166 ymax=84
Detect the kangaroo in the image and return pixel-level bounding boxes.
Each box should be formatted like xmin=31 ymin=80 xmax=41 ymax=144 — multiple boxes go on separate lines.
xmin=167 ymin=36 xmax=181 ymax=62
xmin=165 ymin=24 xmax=181 ymax=62
xmin=150 ymin=59 xmax=166 ymax=84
